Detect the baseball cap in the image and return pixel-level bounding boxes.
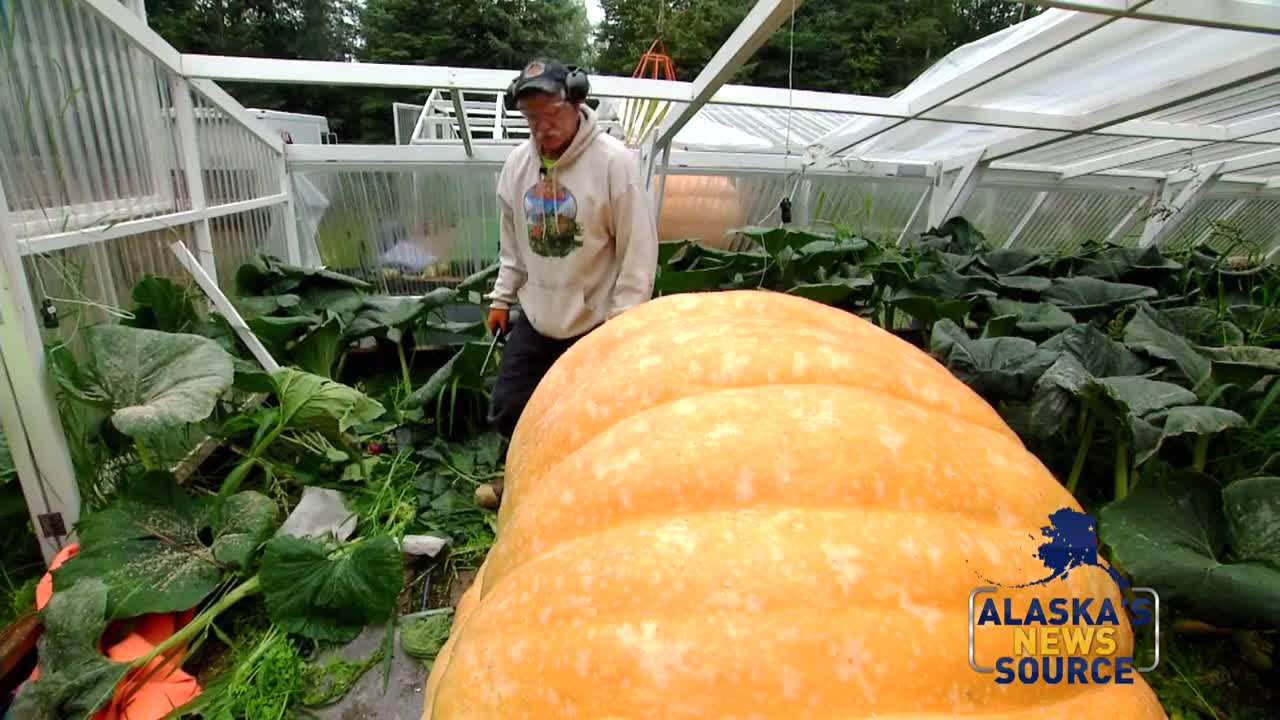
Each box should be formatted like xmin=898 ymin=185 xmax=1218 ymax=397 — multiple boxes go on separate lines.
xmin=509 ymin=59 xmax=572 ymax=99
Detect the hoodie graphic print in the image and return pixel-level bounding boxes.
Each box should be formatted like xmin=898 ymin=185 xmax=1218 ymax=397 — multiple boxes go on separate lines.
xmin=523 ymin=164 xmax=582 ymax=258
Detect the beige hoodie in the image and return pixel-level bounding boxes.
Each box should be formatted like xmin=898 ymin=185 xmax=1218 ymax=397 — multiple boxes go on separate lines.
xmin=486 ymin=105 xmax=659 ymax=339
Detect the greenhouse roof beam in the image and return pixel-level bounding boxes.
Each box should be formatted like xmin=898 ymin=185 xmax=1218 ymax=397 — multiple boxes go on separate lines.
xmin=804 ymin=5 xmax=1140 ymax=167
xmin=981 ymin=45 xmax=1280 ymax=163
xmin=181 ymin=56 xmax=1273 ymax=147
xmin=1011 ymin=0 xmax=1280 ymax=36
xmin=654 ymin=0 xmax=806 ymax=149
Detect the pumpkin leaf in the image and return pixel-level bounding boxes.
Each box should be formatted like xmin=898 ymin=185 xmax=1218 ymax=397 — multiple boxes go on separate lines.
xmin=1199 ymin=345 xmax=1280 ymax=389
xmin=235 ymin=253 xmax=370 ymax=296
xmin=9 ymin=579 xmax=128 ymax=720
xmin=1160 ymin=307 xmax=1245 ymax=347
xmin=985 ymin=298 xmax=1076 ymax=335
xmin=1093 ymin=377 xmax=1199 ymax=418
xmin=52 ymin=472 xmax=277 ymax=619
xmin=1225 ymin=476 xmax=1280 ymax=563
xmin=1043 ymin=276 xmax=1157 ymax=311
xmin=271 ymin=368 xmax=386 ymax=435
xmin=977 ymin=248 xmax=1052 ymax=276
xmin=785 ymin=276 xmax=874 ymax=304
xmin=259 ymin=534 xmax=404 ymax=643
xmin=122 ymin=276 xmax=202 ymax=334
xmin=1040 ymin=324 xmax=1148 ymax=377
xmin=1100 ymin=471 xmax=1280 ymax=629
xmin=342 ymin=296 xmax=432 ymax=344
xmin=1123 ymin=302 xmax=1213 ymax=390
xmin=930 ymin=320 xmax=1057 ymax=401
xmin=53 ymin=325 xmax=234 ymax=438
xmin=403 ymin=341 xmax=491 ymax=410
xmin=1075 ymin=246 xmax=1182 ymax=280
xmin=992 ymin=274 xmax=1053 ymax=292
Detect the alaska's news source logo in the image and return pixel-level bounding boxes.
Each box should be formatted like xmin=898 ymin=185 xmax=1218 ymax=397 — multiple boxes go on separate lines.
xmin=969 ymin=508 xmax=1159 ymax=685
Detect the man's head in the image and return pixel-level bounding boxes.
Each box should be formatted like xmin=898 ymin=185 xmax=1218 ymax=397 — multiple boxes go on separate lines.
xmin=508 ymin=60 xmax=589 ymax=158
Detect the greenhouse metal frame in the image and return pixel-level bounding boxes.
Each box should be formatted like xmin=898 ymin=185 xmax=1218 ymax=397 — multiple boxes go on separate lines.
xmin=1 ymin=0 xmax=1278 ymax=563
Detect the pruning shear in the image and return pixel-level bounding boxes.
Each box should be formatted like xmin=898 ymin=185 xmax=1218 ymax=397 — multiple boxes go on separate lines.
xmin=481 ymin=325 xmax=505 ymax=375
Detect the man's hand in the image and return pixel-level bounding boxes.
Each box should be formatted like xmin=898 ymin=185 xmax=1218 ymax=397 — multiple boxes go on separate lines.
xmin=487 ymin=306 xmax=509 ymax=335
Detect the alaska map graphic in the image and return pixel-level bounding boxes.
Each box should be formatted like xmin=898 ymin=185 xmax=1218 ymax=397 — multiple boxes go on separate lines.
xmin=986 ymin=507 xmax=1130 ymax=589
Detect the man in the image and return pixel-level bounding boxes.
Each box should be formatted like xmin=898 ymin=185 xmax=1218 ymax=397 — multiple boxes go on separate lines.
xmin=484 ymin=59 xmax=660 ymax=440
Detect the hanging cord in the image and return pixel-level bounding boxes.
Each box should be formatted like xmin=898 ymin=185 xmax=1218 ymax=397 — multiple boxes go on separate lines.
xmin=748 ymin=0 xmax=803 ymax=229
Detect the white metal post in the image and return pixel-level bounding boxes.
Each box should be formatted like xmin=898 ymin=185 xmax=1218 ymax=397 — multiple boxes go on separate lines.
xmin=1139 ymin=161 xmax=1224 ymax=247
xmin=653 ymin=144 xmax=672 ymax=226
xmin=1004 ymin=191 xmax=1050 ymax=248
xmin=170 ymin=76 xmax=218 ymax=283
xmin=279 ymin=154 xmax=302 ymax=265
xmin=0 ymin=179 xmax=82 ymax=565
xmin=929 ymin=151 xmax=987 ymax=228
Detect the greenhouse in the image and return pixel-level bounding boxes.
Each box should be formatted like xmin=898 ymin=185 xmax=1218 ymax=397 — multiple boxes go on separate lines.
xmin=1 ymin=0 xmax=1279 ymax=718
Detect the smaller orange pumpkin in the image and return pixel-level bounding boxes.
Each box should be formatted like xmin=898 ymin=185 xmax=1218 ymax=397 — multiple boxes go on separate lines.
xmin=657 ymin=174 xmax=743 ymax=249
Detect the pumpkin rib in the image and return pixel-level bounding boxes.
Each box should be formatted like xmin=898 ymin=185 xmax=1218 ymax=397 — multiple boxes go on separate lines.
xmin=499 ymin=380 xmax=1044 ymax=527
xmin=472 ymin=504 xmax=1125 ymax=622
xmin=431 ymin=606 xmax=1150 ymax=718
xmin=502 ymin=377 xmax=1028 ymax=507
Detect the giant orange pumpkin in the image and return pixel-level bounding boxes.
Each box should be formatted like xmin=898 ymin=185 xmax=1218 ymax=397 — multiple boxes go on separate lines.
xmin=422 ymin=290 xmax=1167 ymax=720
xmin=657 ymin=174 xmax=743 ymax=249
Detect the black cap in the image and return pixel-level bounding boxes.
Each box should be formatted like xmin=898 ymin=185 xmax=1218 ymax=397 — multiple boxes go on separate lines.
xmin=509 ymin=59 xmax=572 ymax=99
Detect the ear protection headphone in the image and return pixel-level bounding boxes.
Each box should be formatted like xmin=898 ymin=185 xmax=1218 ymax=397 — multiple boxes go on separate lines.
xmin=563 ymin=66 xmax=590 ymax=103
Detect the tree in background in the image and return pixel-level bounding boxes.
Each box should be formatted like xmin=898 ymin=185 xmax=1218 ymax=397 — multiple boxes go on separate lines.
xmin=355 ymin=0 xmax=594 ymax=143
xmin=593 ymin=0 xmax=1040 ymax=96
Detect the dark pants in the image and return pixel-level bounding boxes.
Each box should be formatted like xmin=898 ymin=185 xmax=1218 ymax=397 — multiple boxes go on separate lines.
xmin=487 ymin=311 xmax=591 ymax=440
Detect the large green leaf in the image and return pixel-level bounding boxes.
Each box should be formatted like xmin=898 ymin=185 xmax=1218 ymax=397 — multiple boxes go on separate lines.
xmin=1099 ymin=471 xmax=1280 ymax=628
xmin=235 ymin=254 xmax=371 ymax=296
xmin=1093 ymin=376 xmax=1199 ymax=418
xmin=1043 ymin=276 xmax=1157 ymax=310
xmin=930 ymin=320 xmax=1057 ymax=401
xmin=1199 ymin=345 xmax=1280 ymax=389
xmin=977 ymin=248 xmax=1052 ymax=277
xmin=1160 ymin=306 xmax=1245 ymax=347
xmin=404 ymin=341 xmax=492 ymax=410
xmin=1040 ymin=324 xmax=1148 ymax=377
xmin=1224 ymin=476 xmax=1280 ymax=563
xmin=342 ymin=295 xmax=432 ymax=344
xmin=53 ymin=472 xmax=277 ymax=618
xmin=786 ymin=276 xmax=873 ymax=304
xmin=985 ymin=298 xmax=1076 ymax=335
xmin=1123 ymin=302 xmax=1213 ymax=389
xmin=1075 ymin=246 xmax=1182 ymax=279
xmin=55 ymin=325 xmax=234 ymax=438
xmin=259 ymin=534 xmax=404 ymax=642
xmin=122 ymin=276 xmax=202 ymax=334
xmin=271 ymin=368 xmax=386 ymax=434
xmin=9 ymin=579 xmax=129 ymax=720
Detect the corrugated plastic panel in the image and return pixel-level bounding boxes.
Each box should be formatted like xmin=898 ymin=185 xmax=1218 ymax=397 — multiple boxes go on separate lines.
xmin=211 ymin=206 xmax=289 ymax=298
xmin=1015 ymin=190 xmax=1142 ymax=252
xmin=1161 ymin=196 xmax=1280 ymax=256
xmin=805 ymin=177 xmax=929 ymax=242
xmin=0 ymin=0 xmax=186 ymax=239
xmin=292 ymin=168 xmax=501 ymax=296
xmin=1008 ymin=135 xmax=1150 ymax=168
xmin=1149 ymin=78 xmax=1280 ymax=124
xmin=693 ymin=104 xmax=852 ymax=153
xmin=190 ymin=89 xmax=281 ymax=206
xmin=1127 ymin=142 xmax=1272 ymax=173
xmin=956 ymin=187 xmax=1041 ymax=246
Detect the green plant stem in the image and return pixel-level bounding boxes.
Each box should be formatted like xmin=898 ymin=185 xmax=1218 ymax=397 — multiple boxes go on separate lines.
xmin=134 ymin=438 xmax=159 ymax=472
xmin=221 ymin=424 xmax=286 ymax=497
xmin=129 ymin=575 xmax=262 ymax=673
xmin=1114 ymin=437 xmax=1131 ymax=500
xmin=1067 ymin=411 xmax=1096 ymax=495
xmin=1193 ymin=434 xmax=1211 ymax=473
xmin=396 ymin=340 xmax=412 ymax=398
